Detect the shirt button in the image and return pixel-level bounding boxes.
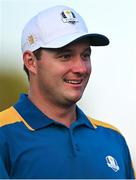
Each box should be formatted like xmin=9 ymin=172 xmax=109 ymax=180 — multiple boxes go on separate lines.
xmin=75 ymin=144 xmax=80 ymax=151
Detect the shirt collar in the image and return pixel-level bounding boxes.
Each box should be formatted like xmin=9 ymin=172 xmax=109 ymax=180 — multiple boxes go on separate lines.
xmin=14 ymin=94 xmax=95 ymax=130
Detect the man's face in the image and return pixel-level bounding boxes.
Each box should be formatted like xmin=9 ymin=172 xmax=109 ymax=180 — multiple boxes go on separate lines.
xmin=34 ymin=40 xmax=92 ymax=107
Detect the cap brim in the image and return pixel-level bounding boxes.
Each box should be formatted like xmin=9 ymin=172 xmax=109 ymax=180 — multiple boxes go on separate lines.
xmin=41 ymin=32 xmax=109 ymax=49
xmin=75 ymin=33 xmax=110 ymax=46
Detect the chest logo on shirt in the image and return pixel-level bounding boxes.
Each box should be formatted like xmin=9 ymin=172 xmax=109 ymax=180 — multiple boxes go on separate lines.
xmin=105 ymin=155 xmax=120 ymax=172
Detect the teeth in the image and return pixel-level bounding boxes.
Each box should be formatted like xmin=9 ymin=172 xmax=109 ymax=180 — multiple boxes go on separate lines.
xmin=65 ymin=80 xmax=82 ymax=84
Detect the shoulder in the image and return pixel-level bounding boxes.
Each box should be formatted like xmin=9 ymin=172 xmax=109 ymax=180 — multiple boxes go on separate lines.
xmin=0 ymin=107 xmax=21 ymax=128
xmin=87 ymin=116 xmax=131 ymax=152
xmin=88 ymin=116 xmax=122 ymax=135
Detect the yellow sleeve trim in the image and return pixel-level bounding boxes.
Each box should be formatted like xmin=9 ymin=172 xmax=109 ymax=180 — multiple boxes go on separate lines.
xmin=0 ymin=107 xmax=21 ymax=127
xmin=0 ymin=107 xmax=34 ymax=131
xmin=88 ymin=116 xmax=121 ymax=134
xmin=132 ymin=162 xmax=136 ymax=179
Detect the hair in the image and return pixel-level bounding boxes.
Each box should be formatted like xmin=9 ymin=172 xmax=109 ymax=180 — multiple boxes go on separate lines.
xmin=23 ymin=48 xmax=43 ymax=79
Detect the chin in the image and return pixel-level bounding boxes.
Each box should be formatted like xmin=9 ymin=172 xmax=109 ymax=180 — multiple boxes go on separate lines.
xmin=63 ymin=90 xmax=84 ymax=104
xmin=68 ymin=94 xmax=83 ymax=104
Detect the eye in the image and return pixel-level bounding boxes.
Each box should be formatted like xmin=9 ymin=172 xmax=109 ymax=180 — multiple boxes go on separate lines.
xmin=82 ymin=52 xmax=91 ymax=61
xmin=58 ymin=53 xmax=72 ymax=61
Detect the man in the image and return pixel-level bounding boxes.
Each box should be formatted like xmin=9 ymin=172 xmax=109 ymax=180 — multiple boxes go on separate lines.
xmin=0 ymin=5 xmax=135 ymax=179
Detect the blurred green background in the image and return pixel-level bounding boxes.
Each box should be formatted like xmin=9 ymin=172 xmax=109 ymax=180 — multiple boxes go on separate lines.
xmin=0 ymin=70 xmax=28 ymax=111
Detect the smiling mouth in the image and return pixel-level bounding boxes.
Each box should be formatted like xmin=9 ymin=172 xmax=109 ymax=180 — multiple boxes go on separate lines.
xmin=64 ymin=79 xmax=83 ymax=85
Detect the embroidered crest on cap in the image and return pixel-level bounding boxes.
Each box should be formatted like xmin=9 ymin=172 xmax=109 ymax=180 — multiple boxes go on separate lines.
xmin=61 ymin=10 xmax=78 ymax=24
xmin=106 ymin=155 xmax=120 ymax=172
xmin=27 ymin=34 xmax=37 ymax=45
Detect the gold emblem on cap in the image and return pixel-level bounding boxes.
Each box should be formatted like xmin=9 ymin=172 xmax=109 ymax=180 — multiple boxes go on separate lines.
xmin=28 ymin=35 xmax=35 ymax=45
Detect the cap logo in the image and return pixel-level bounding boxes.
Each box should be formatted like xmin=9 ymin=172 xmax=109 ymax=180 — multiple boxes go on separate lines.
xmin=27 ymin=34 xmax=36 ymax=45
xmin=61 ymin=10 xmax=78 ymax=24
xmin=106 ymin=155 xmax=120 ymax=172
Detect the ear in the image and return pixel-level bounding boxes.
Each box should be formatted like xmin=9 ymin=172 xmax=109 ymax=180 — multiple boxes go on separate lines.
xmin=23 ymin=51 xmax=37 ymax=75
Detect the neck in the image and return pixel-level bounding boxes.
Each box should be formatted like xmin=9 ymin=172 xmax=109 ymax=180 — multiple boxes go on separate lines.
xmin=28 ymin=91 xmax=77 ymax=127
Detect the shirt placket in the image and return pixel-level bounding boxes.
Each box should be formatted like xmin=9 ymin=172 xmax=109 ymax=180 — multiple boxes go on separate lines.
xmin=68 ymin=127 xmax=80 ymax=156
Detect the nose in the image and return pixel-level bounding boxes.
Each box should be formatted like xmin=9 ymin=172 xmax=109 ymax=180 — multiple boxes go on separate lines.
xmin=71 ymin=57 xmax=91 ymax=75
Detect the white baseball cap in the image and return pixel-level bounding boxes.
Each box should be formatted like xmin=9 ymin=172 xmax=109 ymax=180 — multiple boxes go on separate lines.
xmin=21 ymin=5 xmax=109 ymax=53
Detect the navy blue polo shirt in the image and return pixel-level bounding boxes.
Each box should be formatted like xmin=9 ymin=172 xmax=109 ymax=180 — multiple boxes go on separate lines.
xmin=0 ymin=94 xmax=135 ymax=179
